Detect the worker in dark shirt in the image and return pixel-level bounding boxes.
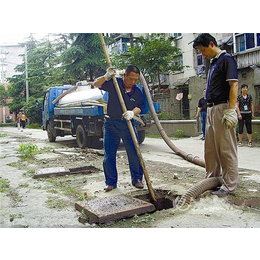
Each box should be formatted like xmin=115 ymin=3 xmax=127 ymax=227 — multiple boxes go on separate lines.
xmin=196 ymin=89 xmax=207 ymax=140
xmin=94 ymin=65 xmax=144 ymax=191
xmin=193 ymin=33 xmax=239 ymax=196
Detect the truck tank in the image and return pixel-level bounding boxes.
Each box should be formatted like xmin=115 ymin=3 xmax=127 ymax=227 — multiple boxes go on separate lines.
xmin=58 ymin=85 xmax=105 ymax=107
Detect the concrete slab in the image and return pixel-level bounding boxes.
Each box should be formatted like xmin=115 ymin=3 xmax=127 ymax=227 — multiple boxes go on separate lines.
xmin=34 ymin=166 xmax=98 ymax=178
xmin=34 ymin=167 xmax=70 ymax=178
xmin=75 ymin=195 xmax=156 ymax=224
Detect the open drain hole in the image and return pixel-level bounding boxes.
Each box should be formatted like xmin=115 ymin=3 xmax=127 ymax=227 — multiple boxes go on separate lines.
xmin=134 ymin=189 xmax=178 ymax=211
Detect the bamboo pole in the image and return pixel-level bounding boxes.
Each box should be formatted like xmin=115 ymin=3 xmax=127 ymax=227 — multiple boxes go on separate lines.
xmin=99 ymin=33 xmax=157 ymax=203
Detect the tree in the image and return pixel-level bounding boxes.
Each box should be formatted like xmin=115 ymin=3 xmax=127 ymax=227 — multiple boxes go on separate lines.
xmin=0 ymin=84 xmax=9 ymax=106
xmin=7 ymin=34 xmax=69 ymax=114
xmin=61 ymin=33 xmax=112 ymax=82
xmin=111 ymin=33 xmax=183 ymax=91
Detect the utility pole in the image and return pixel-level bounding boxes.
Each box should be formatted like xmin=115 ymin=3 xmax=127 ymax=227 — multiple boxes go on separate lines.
xmin=24 ymin=44 xmax=29 ymax=103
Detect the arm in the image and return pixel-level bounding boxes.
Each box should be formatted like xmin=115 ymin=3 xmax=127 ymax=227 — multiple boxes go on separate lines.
xmin=228 ymin=81 xmax=238 ymax=109
xmin=221 ymin=80 xmax=239 ymax=129
xmin=93 ymin=76 xmax=106 ymax=88
xmin=251 ymin=102 xmax=255 ymax=119
xmin=133 ymin=107 xmax=141 ymax=116
xmin=236 ymin=101 xmax=242 ymax=120
xmin=196 ymin=107 xmax=201 ymax=118
xmin=93 ymin=67 xmax=116 ymax=88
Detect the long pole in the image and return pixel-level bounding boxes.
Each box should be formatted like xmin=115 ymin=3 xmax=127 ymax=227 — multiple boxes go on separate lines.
xmin=99 ymin=33 xmax=157 ymax=203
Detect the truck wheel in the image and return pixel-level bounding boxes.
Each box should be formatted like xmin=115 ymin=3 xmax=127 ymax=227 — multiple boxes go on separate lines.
xmin=47 ymin=123 xmax=56 ymax=142
xmin=76 ymin=124 xmax=87 ymax=148
xmin=138 ymin=130 xmax=145 ymax=144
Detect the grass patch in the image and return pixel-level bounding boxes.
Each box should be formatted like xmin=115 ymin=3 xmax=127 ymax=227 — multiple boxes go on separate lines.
xmin=0 ymin=133 xmax=7 ymax=137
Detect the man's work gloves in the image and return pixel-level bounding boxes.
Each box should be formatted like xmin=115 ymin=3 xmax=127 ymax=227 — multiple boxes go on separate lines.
xmin=104 ymin=67 xmax=116 ymax=81
xmin=123 ymin=111 xmax=134 ymax=121
xmin=222 ymin=109 xmax=237 ymax=129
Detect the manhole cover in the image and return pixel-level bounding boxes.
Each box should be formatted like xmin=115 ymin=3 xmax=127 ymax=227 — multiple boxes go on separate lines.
xmin=75 ymin=195 xmax=156 ymax=224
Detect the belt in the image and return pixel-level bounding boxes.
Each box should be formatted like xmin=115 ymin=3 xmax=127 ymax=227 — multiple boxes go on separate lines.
xmin=207 ymin=100 xmax=228 ymax=107
xmin=105 ymin=115 xmax=123 ymax=121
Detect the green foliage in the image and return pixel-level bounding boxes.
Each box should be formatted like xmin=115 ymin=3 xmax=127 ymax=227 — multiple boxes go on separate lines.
xmin=175 ymin=129 xmax=185 ymax=138
xmin=111 ymin=33 xmax=183 ymax=90
xmin=158 ymin=112 xmax=171 ymax=120
xmin=18 ymin=143 xmax=39 ymax=158
xmin=253 ymin=132 xmax=259 ymax=142
xmin=24 ymin=99 xmax=42 ymax=124
xmin=0 ymin=84 xmax=9 ymax=106
xmin=61 ymin=33 xmax=111 ymax=81
xmin=0 ymin=177 xmax=10 ymax=192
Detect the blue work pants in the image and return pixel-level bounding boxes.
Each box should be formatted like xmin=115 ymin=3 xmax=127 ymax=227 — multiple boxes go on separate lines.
xmin=200 ymin=111 xmax=207 ymax=137
xmin=103 ymin=119 xmax=143 ymax=186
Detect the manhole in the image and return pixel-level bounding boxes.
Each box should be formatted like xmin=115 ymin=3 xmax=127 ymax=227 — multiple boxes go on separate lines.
xmin=134 ymin=189 xmax=178 ymax=210
xmin=75 ymin=189 xmax=178 ymax=224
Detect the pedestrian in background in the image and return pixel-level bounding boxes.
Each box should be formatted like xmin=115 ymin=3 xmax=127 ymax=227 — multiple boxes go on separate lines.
xmin=20 ymin=112 xmax=26 ymax=131
xmin=16 ymin=111 xmax=22 ymax=130
xmin=94 ymin=65 xmax=144 ymax=191
xmin=193 ymin=33 xmax=239 ymax=196
xmin=237 ymin=84 xmax=254 ymax=147
xmin=196 ymin=89 xmax=207 ymax=140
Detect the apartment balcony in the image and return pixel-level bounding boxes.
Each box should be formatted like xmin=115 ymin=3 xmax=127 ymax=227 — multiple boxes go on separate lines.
xmin=233 ymin=47 xmax=260 ymax=69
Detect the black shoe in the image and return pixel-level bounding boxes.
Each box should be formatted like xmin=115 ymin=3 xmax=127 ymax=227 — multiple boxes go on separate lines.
xmin=133 ymin=179 xmax=144 ymax=189
xmin=212 ymin=188 xmax=228 ymax=196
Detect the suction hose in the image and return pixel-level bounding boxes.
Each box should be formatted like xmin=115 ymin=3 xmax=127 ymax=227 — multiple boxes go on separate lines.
xmin=139 ymin=73 xmax=205 ymax=167
xmin=139 ymin=73 xmax=222 ymax=203
xmin=177 ymin=177 xmax=223 ymax=206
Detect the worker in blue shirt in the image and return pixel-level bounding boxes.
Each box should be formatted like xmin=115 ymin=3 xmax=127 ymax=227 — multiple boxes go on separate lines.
xmin=94 ymin=65 xmax=144 ymax=191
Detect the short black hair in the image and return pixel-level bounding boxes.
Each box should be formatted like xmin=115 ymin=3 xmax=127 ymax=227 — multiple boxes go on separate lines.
xmin=241 ymin=84 xmax=248 ymax=89
xmin=193 ymin=33 xmax=218 ymax=49
xmin=125 ymin=65 xmax=140 ymax=75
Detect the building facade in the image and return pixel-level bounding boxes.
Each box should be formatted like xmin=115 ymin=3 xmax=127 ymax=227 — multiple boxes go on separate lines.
xmin=0 ymin=44 xmax=25 ymax=123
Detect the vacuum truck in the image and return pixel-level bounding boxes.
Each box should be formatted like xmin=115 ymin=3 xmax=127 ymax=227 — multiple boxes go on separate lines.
xmin=42 ymin=81 xmax=160 ymax=149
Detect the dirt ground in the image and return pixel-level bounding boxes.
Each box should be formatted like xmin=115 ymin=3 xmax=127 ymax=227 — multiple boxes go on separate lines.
xmin=0 ymin=126 xmax=260 ymax=229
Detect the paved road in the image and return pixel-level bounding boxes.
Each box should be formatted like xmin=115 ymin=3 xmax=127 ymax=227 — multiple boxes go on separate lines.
xmin=141 ymin=135 xmax=260 ymax=172
xmin=1 ymin=126 xmax=259 ymax=172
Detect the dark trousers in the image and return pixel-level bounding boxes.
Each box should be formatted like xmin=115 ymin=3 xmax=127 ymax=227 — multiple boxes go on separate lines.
xmin=21 ymin=120 xmax=26 ymax=129
xmin=238 ymin=113 xmax=252 ymax=134
xmin=103 ymin=119 xmax=143 ymax=186
xmin=200 ymin=111 xmax=207 ymax=137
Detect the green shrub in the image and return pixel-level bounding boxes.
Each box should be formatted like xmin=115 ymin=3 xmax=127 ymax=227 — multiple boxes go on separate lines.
xmin=18 ymin=143 xmax=39 ymax=157
xmin=175 ymin=129 xmax=184 ymax=138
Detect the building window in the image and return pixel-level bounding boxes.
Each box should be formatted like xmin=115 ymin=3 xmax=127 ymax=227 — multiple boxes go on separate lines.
xmin=257 ymin=33 xmax=260 ymax=46
xmin=235 ymin=33 xmax=260 ymax=53
xmin=169 ymin=33 xmax=182 ymax=39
